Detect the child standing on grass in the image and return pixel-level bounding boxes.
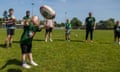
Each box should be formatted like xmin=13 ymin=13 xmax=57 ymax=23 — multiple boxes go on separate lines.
xmin=114 ymin=20 xmax=120 ymax=45
xmin=44 ymin=19 xmax=54 ymax=42
xmin=4 ymin=8 xmax=16 ymax=48
xmin=65 ymin=19 xmax=72 ymax=41
xmin=20 ymin=16 xmax=42 ymax=69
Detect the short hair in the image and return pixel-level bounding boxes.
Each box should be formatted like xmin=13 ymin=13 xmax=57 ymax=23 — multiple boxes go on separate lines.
xmin=89 ymin=12 xmax=92 ymax=15
xmin=116 ymin=20 xmax=120 ymax=24
xmin=26 ymin=10 xmax=30 ymax=13
xmin=9 ymin=8 xmax=14 ymax=12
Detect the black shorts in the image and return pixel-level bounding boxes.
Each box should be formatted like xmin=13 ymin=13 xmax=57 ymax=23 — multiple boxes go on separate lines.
xmin=20 ymin=44 xmax=32 ymax=54
xmin=46 ymin=28 xmax=53 ymax=33
xmin=114 ymin=31 xmax=120 ymax=38
xmin=7 ymin=29 xmax=15 ymax=35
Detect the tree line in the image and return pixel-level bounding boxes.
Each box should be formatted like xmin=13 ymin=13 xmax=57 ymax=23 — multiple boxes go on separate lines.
xmin=0 ymin=13 xmax=115 ymax=29
xmin=54 ymin=17 xmax=115 ymax=29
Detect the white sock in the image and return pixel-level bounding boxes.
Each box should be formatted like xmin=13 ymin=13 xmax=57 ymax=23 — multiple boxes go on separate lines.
xmin=23 ymin=61 xmax=26 ymax=64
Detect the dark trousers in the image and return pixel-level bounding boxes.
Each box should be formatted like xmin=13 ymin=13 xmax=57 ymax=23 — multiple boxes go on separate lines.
xmin=85 ymin=29 xmax=94 ymax=40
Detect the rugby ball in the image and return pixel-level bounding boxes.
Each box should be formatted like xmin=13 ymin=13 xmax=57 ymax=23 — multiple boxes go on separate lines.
xmin=40 ymin=5 xmax=56 ymax=19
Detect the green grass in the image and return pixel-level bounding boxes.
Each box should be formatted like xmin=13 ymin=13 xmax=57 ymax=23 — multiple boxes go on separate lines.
xmin=0 ymin=29 xmax=120 ymax=72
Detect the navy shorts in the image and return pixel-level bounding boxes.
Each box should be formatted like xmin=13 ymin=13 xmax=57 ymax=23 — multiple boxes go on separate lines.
xmin=20 ymin=44 xmax=32 ymax=54
xmin=114 ymin=31 xmax=120 ymax=38
xmin=46 ymin=28 xmax=53 ymax=33
xmin=7 ymin=29 xmax=15 ymax=35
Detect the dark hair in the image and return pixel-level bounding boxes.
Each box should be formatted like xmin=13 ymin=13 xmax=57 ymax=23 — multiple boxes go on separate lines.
xmin=9 ymin=8 xmax=14 ymax=12
xmin=116 ymin=21 xmax=119 ymax=24
xmin=26 ymin=10 xmax=30 ymax=13
xmin=89 ymin=12 xmax=92 ymax=14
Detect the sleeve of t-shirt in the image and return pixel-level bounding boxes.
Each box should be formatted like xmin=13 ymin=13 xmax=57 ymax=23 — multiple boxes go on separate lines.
xmin=85 ymin=17 xmax=88 ymax=22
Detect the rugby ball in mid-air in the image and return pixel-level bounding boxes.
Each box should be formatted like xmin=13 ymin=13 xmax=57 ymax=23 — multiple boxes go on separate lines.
xmin=40 ymin=5 xmax=56 ymax=19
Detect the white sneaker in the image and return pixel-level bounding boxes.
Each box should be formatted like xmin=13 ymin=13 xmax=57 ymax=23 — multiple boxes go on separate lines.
xmin=22 ymin=63 xmax=31 ymax=69
xmin=30 ymin=61 xmax=38 ymax=66
xmin=119 ymin=42 xmax=120 ymax=45
xmin=50 ymin=39 xmax=53 ymax=42
xmin=45 ymin=39 xmax=47 ymax=42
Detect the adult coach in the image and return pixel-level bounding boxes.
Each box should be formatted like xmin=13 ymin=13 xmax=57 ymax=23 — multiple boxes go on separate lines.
xmin=85 ymin=12 xmax=96 ymax=42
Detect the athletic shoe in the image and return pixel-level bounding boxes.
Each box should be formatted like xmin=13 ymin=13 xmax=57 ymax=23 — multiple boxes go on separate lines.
xmin=119 ymin=42 xmax=120 ymax=45
xmin=22 ymin=63 xmax=31 ymax=69
xmin=90 ymin=40 xmax=93 ymax=43
xmin=85 ymin=40 xmax=88 ymax=42
xmin=45 ymin=39 xmax=47 ymax=42
xmin=67 ymin=40 xmax=70 ymax=42
xmin=50 ymin=39 xmax=53 ymax=42
xmin=30 ymin=61 xmax=38 ymax=66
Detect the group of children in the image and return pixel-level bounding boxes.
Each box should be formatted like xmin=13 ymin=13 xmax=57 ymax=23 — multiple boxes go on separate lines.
xmin=2 ymin=8 xmax=120 ymax=69
xmin=3 ymin=8 xmax=54 ymax=69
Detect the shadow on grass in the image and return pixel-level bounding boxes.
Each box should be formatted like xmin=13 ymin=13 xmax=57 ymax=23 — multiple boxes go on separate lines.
xmin=98 ymin=42 xmax=112 ymax=44
xmin=51 ymin=39 xmax=84 ymax=42
xmin=70 ymin=40 xmax=84 ymax=42
xmin=0 ymin=59 xmax=21 ymax=70
xmin=7 ymin=69 xmax=22 ymax=72
xmin=54 ymin=39 xmax=65 ymax=41
xmin=33 ymin=39 xmax=45 ymax=42
xmin=0 ymin=44 xmax=5 ymax=48
xmin=13 ymin=41 xmax=20 ymax=44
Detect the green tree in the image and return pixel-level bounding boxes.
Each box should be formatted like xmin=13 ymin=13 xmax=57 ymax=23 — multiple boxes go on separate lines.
xmin=0 ymin=18 xmax=3 ymax=24
xmin=71 ymin=17 xmax=82 ymax=29
xmin=97 ymin=18 xmax=115 ymax=29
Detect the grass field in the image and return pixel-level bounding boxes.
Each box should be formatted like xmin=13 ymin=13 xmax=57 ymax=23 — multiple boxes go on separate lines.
xmin=0 ymin=29 xmax=120 ymax=72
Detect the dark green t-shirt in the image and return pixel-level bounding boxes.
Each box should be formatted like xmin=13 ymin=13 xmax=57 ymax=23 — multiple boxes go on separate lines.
xmin=65 ymin=22 xmax=72 ymax=29
xmin=23 ymin=16 xmax=30 ymax=20
xmin=114 ymin=25 xmax=120 ymax=32
xmin=20 ymin=23 xmax=40 ymax=45
xmin=85 ymin=17 xmax=96 ymax=29
xmin=23 ymin=16 xmax=31 ymax=28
